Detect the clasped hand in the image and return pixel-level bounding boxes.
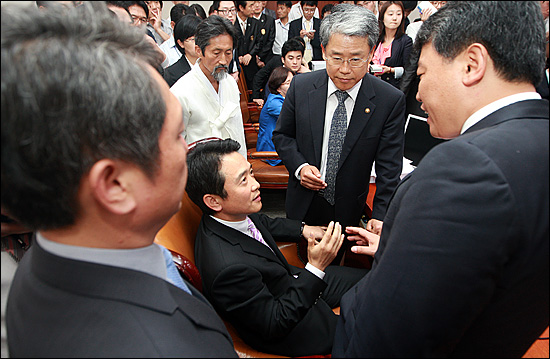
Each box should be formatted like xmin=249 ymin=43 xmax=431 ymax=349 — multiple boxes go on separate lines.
xmin=306 ymin=221 xmax=344 ymax=272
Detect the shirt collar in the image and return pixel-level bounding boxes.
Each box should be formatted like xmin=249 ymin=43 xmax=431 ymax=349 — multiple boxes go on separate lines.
xmin=327 ymin=77 xmax=362 ymax=103
xmin=461 ymin=92 xmax=541 ymax=134
xmin=36 ymin=232 xmax=167 ymax=280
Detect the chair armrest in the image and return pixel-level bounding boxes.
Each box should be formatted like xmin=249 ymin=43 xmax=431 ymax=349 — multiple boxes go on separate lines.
xmin=249 ymin=151 xmax=280 ymax=159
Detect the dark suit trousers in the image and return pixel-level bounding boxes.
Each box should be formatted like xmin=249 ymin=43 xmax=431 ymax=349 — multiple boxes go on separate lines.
xmin=322 ymin=265 xmax=368 ymax=308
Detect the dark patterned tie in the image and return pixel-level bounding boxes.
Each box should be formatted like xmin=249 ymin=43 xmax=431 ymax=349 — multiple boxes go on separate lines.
xmin=324 ymin=90 xmax=349 ymax=205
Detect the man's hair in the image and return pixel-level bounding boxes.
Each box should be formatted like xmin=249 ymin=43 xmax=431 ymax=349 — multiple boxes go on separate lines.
xmin=195 ymin=15 xmax=238 ymax=55
xmin=186 ymin=139 xmax=242 ymax=215
xmin=268 ymin=66 xmax=293 ymax=94
xmin=190 ymin=3 xmax=207 ymax=19
xmin=174 ymin=14 xmax=202 ymax=54
xmin=1 ymin=2 xmax=166 ymax=230
xmin=300 ymin=1 xmax=318 ymax=8
xmin=277 ymin=1 xmax=292 ymax=9
xmin=282 ymin=37 xmax=305 ymax=57
xmin=235 ymin=1 xmax=249 ymax=12
xmin=122 ymin=1 xmax=149 ymax=18
xmin=170 ymin=3 xmax=191 ymax=25
xmin=378 ymin=1 xmax=406 ymax=42
xmin=320 ymin=3 xmax=379 ymax=50
xmin=321 ymin=3 xmax=334 ymax=18
xmin=211 ymin=1 xmax=237 ymax=12
xmin=415 ymin=1 xmax=546 ymax=86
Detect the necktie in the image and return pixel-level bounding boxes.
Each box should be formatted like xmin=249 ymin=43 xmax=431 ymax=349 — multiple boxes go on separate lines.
xmin=324 ymin=90 xmax=349 ymax=205
xmin=247 ymin=217 xmax=274 ymax=254
xmin=160 ymin=245 xmax=193 ymax=295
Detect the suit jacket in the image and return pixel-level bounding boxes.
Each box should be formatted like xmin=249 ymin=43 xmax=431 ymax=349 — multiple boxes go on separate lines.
xmin=333 ymin=100 xmax=550 ymax=357
xmin=163 ymin=54 xmax=192 ymax=88
xmin=378 ymin=34 xmax=413 ymax=89
xmin=194 ymin=213 xmax=338 ymax=357
xmin=288 ymin=17 xmax=322 ymax=61
xmin=273 ymin=70 xmax=406 ymax=227
xmin=256 ymin=13 xmax=276 ymax=64
xmin=234 ymin=16 xmax=263 ymax=89
xmin=252 ymin=55 xmax=283 ymax=100
xmin=7 ymin=240 xmax=237 ymax=357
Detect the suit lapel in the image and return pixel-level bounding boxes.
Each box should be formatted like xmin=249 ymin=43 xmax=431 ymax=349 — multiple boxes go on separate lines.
xmin=205 ymin=216 xmax=289 ymax=269
xmin=251 ymin=216 xmax=293 ymax=272
xmin=339 ymin=75 xmax=376 ymax=167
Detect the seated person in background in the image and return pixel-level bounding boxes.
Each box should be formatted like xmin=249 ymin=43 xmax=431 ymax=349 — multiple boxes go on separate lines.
xmin=1 ymin=3 xmax=236 ymax=357
xmin=252 ymin=36 xmax=309 ymax=106
xmin=256 ymin=66 xmax=293 ymax=166
xmin=186 ymin=138 xmax=368 ymax=357
xmin=163 ymin=14 xmax=202 ymax=87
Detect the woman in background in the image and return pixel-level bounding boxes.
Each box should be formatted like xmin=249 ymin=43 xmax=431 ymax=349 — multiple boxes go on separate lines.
xmin=371 ymin=1 xmax=412 ymax=89
xmin=256 ymin=66 xmax=293 ymax=166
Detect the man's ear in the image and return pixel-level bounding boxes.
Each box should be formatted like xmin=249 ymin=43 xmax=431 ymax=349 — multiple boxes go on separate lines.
xmin=87 ymin=159 xmax=137 ymax=215
xmin=195 ymin=44 xmax=203 ymax=58
xmin=462 ymin=43 xmax=488 ymax=87
xmin=321 ymin=44 xmax=326 ymax=60
xmin=367 ymin=47 xmax=375 ymax=64
xmin=203 ymin=194 xmax=223 ymax=213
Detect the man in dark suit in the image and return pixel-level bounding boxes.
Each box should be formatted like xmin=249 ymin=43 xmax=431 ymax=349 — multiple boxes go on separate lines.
xmin=333 ymin=2 xmax=549 ymax=357
xmin=1 ymin=3 xmax=237 ymax=357
xmin=234 ymin=1 xmax=263 ymax=90
xmin=252 ymin=0 xmax=276 ymax=66
xmin=163 ymin=14 xmax=201 ymax=87
xmin=186 ymin=138 xmax=367 ymax=357
xmin=288 ymin=0 xmax=322 ymax=65
xmin=273 ymin=4 xmax=405 ymax=264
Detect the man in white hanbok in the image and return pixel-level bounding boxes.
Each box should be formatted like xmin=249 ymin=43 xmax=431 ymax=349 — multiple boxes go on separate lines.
xmin=171 ymin=15 xmax=247 ymax=158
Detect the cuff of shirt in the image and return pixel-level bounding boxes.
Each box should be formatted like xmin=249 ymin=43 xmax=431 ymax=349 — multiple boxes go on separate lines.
xmin=394 ymin=66 xmax=404 ymax=79
xmin=305 ymin=262 xmax=326 ymax=280
xmin=295 ymin=163 xmax=309 ymax=180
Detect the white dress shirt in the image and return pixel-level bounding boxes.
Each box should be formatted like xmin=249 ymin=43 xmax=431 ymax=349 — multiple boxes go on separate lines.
xmin=273 ymin=18 xmax=290 ymax=55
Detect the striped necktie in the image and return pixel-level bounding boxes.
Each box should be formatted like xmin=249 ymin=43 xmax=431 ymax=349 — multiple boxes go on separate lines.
xmin=247 ymin=217 xmax=274 ymax=254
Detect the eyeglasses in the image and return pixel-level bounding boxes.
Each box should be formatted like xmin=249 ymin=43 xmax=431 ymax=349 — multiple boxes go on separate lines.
xmin=184 ymin=37 xmax=195 ymax=43
xmin=217 ymin=8 xmax=237 ymax=15
xmin=131 ymin=15 xmax=148 ymax=24
xmin=303 ymin=8 xmax=316 ymax=13
xmin=326 ymin=56 xmax=369 ymax=68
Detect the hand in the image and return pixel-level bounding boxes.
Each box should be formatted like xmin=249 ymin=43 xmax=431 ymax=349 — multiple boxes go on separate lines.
xmin=241 ymin=54 xmax=252 ymax=66
xmin=298 ymin=64 xmax=311 ymax=73
xmin=307 ymin=221 xmax=345 ymax=271
xmin=230 ymin=72 xmax=240 ymax=82
xmin=365 ymin=218 xmax=383 ymax=235
xmin=306 ymin=31 xmax=315 ymax=40
xmin=149 ymin=10 xmax=161 ymax=32
xmin=420 ymin=8 xmax=433 ymax=21
xmin=299 ymin=165 xmax=326 ymax=191
xmin=346 ymin=226 xmax=379 ymax=256
xmin=252 ymin=98 xmax=264 ymax=107
xmin=302 ymin=225 xmax=327 ymax=240
xmin=299 ymin=29 xmax=308 ymax=38
xmin=256 ymin=55 xmax=265 ymax=68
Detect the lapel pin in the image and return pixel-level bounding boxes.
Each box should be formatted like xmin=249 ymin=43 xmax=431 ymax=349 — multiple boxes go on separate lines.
xmin=365 ymin=108 xmax=371 ymax=114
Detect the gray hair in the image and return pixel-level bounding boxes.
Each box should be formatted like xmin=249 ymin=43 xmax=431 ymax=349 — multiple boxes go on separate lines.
xmin=415 ymin=1 xmax=546 ymax=86
xmin=1 ymin=2 xmax=167 ymax=230
xmin=320 ymin=3 xmax=379 ymax=50
xmin=195 ymin=14 xmax=239 ymax=55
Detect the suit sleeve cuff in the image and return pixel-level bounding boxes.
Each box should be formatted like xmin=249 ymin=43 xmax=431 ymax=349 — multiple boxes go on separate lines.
xmin=305 ymin=262 xmax=326 ymax=280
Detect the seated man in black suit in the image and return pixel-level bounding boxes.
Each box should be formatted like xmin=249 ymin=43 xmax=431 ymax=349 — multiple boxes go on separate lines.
xmin=186 ymin=138 xmax=367 ymax=357
xmin=1 ymin=3 xmax=236 ymax=357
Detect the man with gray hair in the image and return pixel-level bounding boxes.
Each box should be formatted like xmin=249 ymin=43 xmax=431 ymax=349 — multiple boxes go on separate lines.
xmin=333 ymin=1 xmax=549 ymax=357
xmin=273 ymin=3 xmax=406 ymax=265
xmin=171 ymin=15 xmax=248 ymax=158
xmin=1 ymin=3 xmax=237 ymax=357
